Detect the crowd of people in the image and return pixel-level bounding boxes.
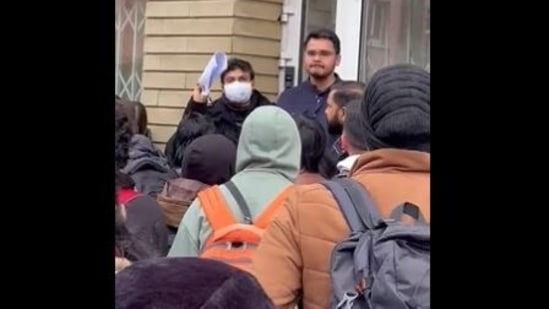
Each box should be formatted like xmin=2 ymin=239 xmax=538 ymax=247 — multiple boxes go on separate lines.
xmin=115 ymin=28 xmax=430 ymax=309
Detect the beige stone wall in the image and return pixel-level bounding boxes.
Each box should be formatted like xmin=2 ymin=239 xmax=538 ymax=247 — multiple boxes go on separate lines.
xmin=140 ymin=0 xmax=283 ymax=150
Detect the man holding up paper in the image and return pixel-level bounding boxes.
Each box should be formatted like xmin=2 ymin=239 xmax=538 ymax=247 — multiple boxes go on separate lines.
xmin=186 ymin=57 xmax=274 ymax=143
xmin=165 ymin=58 xmax=273 ymax=169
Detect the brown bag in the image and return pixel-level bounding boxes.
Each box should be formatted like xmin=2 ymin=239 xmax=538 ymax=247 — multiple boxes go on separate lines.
xmin=157 ymin=178 xmax=209 ymax=228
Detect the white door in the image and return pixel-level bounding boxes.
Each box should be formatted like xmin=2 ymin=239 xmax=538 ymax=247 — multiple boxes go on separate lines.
xmin=277 ymin=0 xmax=304 ymax=95
xmin=338 ymin=0 xmax=431 ymax=82
xmin=335 ymin=0 xmax=363 ymax=81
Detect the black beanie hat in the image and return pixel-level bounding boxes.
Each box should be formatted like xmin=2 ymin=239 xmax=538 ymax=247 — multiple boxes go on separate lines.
xmin=360 ymin=64 xmax=430 ymax=152
xmin=180 ymin=134 xmax=237 ymax=185
xmin=115 ymin=257 xmax=275 ymax=309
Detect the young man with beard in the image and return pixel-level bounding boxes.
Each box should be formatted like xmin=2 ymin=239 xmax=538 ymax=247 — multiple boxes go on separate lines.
xmin=277 ymin=29 xmax=342 ymax=161
xmin=253 ymin=64 xmax=431 ymax=309
xmin=324 ymin=81 xmax=365 ymax=161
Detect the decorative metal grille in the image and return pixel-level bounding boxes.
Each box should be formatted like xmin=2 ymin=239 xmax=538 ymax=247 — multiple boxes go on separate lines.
xmin=115 ymin=0 xmax=146 ymax=101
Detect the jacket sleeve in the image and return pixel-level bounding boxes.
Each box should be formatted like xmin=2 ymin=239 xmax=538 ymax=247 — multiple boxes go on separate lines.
xmin=182 ymin=97 xmax=208 ymax=118
xmin=253 ymin=189 xmax=302 ymax=308
xmin=164 ymin=132 xmax=179 ymax=167
xmin=168 ymin=199 xmax=204 ymax=257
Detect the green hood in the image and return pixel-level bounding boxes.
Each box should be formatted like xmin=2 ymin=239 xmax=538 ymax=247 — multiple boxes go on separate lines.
xmin=235 ymin=106 xmax=301 ymax=181
xmin=167 ymin=106 xmax=302 ymax=257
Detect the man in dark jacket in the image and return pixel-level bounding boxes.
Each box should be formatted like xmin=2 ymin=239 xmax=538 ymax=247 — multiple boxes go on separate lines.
xmin=324 ymin=81 xmax=366 ymax=162
xmin=276 ymin=29 xmax=342 ymax=161
xmin=165 ymin=58 xmax=273 ymax=168
xmin=185 ymin=57 xmax=274 ymax=143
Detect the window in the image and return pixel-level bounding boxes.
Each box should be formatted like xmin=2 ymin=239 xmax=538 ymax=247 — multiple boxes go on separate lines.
xmin=359 ymin=0 xmax=430 ymax=81
xmin=300 ymin=0 xmax=338 ymax=82
xmin=115 ymin=0 xmax=147 ymax=101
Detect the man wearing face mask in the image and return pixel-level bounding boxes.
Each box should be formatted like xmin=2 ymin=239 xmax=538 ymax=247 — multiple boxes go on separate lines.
xmin=181 ymin=58 xmax=274 ymax=146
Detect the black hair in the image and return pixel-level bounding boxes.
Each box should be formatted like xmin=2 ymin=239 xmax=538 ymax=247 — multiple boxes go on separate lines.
xmin=293 ymin=115 xmax=327 ymax=174
xmin=293 ymin=115 xmax=338 ymax=178
xmin=178 ymin=113 xmax=216 ymax=148
xmin=331 ymin=81 xmax=366 ymax=107
xmin=115 ymin=101 xmax=133 ymax=170
xmin=122 ymin=101 xmax=149 ymax=136
xmin=318 ymin=151 xmax=339 ymax=179
xmin=220 ymin=58 xmax=255 ymax=83
xmin=172 ymin=112 xmax=216 ymax=167
xmin=304 ymin=28 xmax=341 ymax=55
xmin=343 ymin=99 xmax=369 ymax=151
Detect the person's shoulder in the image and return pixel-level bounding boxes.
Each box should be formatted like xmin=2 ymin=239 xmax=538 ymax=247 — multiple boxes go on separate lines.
xmin=284 ymin=183 xmax=336 ymax=213
xmin=126 ymin=194 xmax=162 ymax=213
xmin=279 ymin=83 xmax=306 ymax=97
xmin=277 ymin=82 xmax=310 ymax=105
xmin=251 ymin=90 xmax=275 ymax=106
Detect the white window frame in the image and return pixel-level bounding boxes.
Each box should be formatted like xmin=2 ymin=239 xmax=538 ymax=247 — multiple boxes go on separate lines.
xmin=335 ymin=0 xmax=363 ymax=81
xmin=278 ymin=0 xmax=304 ymax=94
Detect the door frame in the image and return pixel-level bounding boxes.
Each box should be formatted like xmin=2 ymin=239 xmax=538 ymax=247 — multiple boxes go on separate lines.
xmin=278 ymin=0 xmax=364 ymax=94
xmin=334 ymin=0 xmax=363 ymax=81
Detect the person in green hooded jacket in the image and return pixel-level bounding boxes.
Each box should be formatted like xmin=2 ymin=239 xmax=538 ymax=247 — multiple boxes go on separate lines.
xmin=168 ymin=105 xmax=301 ymax=257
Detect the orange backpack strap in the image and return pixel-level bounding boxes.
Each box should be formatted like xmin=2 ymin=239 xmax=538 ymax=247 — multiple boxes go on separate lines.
xmin=254 ymin=186 xmax=293 ymax=229
xmin=198 ymin=186 xmax=237 ymax=231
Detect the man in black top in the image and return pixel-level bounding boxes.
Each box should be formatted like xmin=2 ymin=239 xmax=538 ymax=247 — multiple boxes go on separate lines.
xmin=165 ymin=58 xmax=273 ymax=169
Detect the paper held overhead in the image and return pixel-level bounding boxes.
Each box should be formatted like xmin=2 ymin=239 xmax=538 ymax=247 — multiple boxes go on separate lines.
xmin=197 ymin=51 xmax=228 ymax=96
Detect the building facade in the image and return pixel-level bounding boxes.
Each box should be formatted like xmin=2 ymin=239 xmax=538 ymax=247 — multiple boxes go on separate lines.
xmin=115 ymin=0 xmax=430 ymax=150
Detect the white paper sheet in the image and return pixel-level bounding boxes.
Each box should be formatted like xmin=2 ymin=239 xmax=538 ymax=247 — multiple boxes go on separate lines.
xmin=197 ymin=51 xmax=228 ymax=96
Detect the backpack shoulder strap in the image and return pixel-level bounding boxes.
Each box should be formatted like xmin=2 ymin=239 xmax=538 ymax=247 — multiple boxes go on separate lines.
xmin=225 ymin=181 xmax=253 ymax=224
xmin=323 ymin=178 xmax=384 ymax=232
xmin=390 ymin=202 xmax=428 ymax=224
xmin=323 ymin=180 xmax=363 ymax=232
xmin=254 ymin=186 xmax=293 ymax=229
xmin=198 ymin=185 xmax=237 ymax=231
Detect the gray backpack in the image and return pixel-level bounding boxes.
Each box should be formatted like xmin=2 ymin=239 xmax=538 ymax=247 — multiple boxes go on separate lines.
xmin=323 ymin=178 xmax=430 ymax=309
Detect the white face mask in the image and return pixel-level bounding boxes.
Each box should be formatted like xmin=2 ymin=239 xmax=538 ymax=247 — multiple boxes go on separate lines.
xmin=223 ymin=81 xmax=253 ymax=104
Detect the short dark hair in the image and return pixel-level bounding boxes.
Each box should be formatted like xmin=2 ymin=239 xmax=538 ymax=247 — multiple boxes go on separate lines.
xmin=304 ymin=29 xmax=341 ymax=55
xmin=293 ymin=115 xmax=326 ymax=173
xmin=171 ymin=112 xmax=216 ymax=167
xmin=293 ymin=115 xmax=338 ymax=178
xmin=220 ymin=58 xmax=255 ymax=82
xmin=343 ymin=99 xmax=369 ymax=151
xmin=331 ymin=81 xmax=366 ymax=107
xmin=122 ymin=101 xmax=149 ymax=136
xmin=115 ymin=101 xmax=133 ymax=170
